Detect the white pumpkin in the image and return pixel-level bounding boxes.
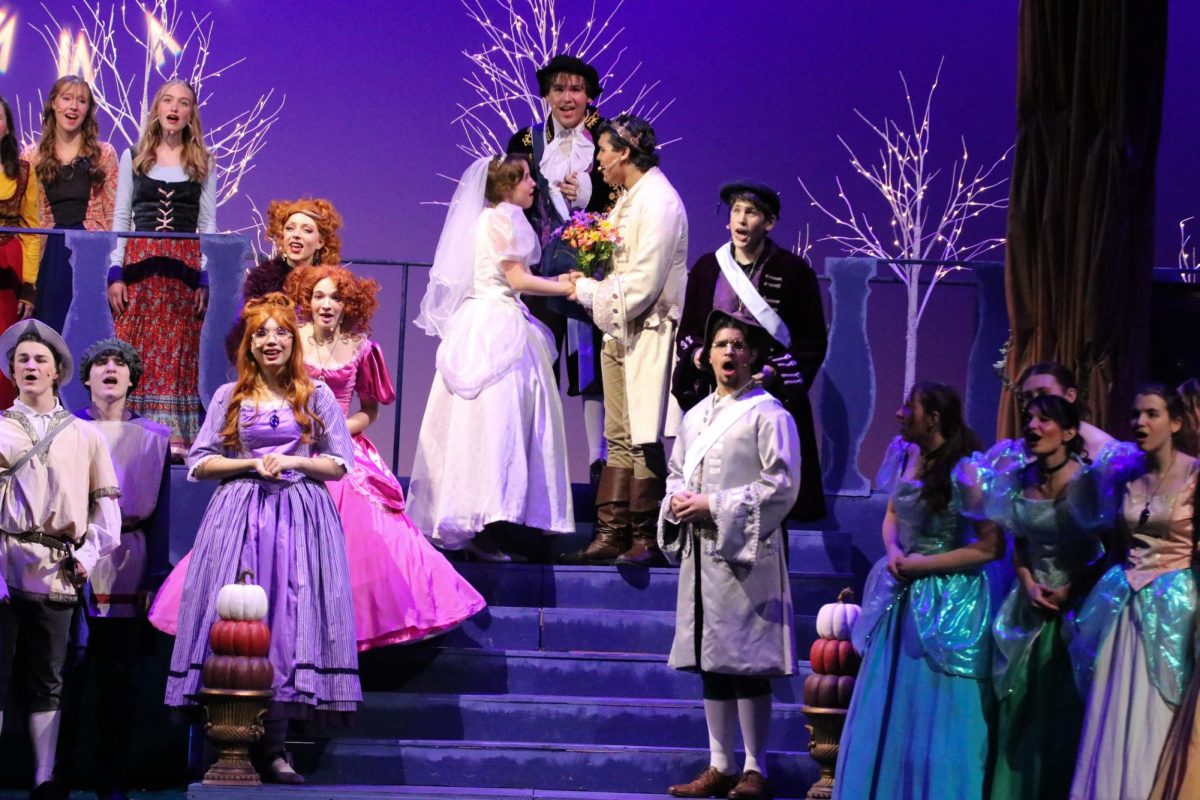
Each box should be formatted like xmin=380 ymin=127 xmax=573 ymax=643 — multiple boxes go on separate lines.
xmin=815 ymin=587 xmax=862 ymax=641
xmin=216 ymin=569 xmax=269 ymax=622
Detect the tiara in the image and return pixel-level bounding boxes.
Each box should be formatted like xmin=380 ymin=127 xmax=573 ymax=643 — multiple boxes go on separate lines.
xmin=612 ymin=121 xmax=641 ymax=149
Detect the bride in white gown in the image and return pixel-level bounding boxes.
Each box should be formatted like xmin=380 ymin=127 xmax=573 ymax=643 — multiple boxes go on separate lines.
xmin=409 ymin=155 xmax=578 ymax=560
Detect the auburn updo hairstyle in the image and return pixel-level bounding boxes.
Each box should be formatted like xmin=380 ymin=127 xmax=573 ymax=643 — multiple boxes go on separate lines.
xmin=485 ymin=154 xmax=530 ymax=204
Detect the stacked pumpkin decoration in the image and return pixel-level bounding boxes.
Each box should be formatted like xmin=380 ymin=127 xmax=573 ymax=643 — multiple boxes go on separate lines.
xmin=202 ymin=569 xmax=274 ymax=692
xmin=803 ymin=588 xmax=862 ymax=709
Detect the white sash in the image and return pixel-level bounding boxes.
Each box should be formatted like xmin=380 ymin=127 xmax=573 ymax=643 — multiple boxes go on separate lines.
xmin=715 ymin=246 xmax=791 ymax=348
xmin=682 ymin=390 xmax=775 ymax=485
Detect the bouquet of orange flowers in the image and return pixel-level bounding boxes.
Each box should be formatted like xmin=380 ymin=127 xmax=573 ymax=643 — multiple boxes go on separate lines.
xmin=553 ymin=211 xmax=620 ymax=278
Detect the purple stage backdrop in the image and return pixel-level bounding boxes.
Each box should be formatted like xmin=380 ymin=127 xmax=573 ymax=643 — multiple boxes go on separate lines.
xmin=1 ymin=1 xmax=1197 ymax=481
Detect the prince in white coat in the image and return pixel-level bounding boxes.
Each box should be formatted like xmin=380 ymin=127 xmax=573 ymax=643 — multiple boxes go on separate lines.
xmin=567 ymin=114 xmax=688 ymax=567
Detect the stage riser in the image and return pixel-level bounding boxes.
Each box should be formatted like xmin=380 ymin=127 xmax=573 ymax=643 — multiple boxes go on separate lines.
xmin=309 ymin=739 xmax=819 ymax=796
xmin=346 ymin=692 xmax=811 ymax=749
xmin=451 ymin=562 xmax=853 ymax=613
xmin=362 ymin=647 xmax=810 ymax=702
xmin=438 ymin=605 xmax=820 ymax=655
xmin=538 ymin=527 xmax=852 ymax=574
xmin=187 ymin=785 xmax=812 ymax=800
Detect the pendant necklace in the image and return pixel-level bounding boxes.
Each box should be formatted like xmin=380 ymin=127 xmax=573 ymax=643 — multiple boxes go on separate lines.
xmin=1138 ymin=452 xmax=1178 ymax=529
xmin=269 ymin=410 xmax=280 ymax=429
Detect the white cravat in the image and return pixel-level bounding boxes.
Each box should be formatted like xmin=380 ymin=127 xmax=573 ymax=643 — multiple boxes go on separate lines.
xmin=540 ymin=122 xmax=594 ymax=220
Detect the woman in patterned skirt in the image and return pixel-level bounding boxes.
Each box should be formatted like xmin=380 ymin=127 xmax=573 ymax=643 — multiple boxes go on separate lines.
xmin=107 ymin=80 xmax=215 ymax=458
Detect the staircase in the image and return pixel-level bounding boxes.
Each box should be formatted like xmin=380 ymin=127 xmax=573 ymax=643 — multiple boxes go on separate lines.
xmin=189 ymin=527 xmax=856 ymax=800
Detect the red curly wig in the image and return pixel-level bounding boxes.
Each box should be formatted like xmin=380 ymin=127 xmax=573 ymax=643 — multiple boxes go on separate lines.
xmin=288 ymin=264 xmax=380 ymax=334
xmin=266 ymin=197 xmax=343 ymax=266
xmin=222 ymin=293 xmax=323 ymax=450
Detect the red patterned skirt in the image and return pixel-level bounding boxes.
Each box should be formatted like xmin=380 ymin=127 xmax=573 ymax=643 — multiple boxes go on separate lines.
xmin=114 ymin=236 xmax=204 ymax=455
xmin=0 ymin=236 xmax=24 ymax=409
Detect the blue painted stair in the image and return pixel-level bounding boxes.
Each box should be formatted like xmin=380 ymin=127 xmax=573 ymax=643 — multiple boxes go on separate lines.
xmin=190 ymin=527 xmax=855 ymax=800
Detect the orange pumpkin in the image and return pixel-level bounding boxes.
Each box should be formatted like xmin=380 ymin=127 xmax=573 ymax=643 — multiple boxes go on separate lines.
xmin=809 ymin=638 xmax=861 ymax=676
xmin=209 ymin=619 xmax=271 ymax=657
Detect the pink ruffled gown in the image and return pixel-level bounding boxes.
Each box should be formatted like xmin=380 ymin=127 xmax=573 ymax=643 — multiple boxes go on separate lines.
xmin=149 ymin=340 xmax=486 ymax=650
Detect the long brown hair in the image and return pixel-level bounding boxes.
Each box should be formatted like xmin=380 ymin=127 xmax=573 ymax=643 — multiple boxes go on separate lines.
xmin=132 ymin=80 xmax=210 ymax=182
xmin=35 ymin=76 xmax=107 ymax=189
xmin=221 ymin=293 xmax=322 ymax=450
xmin=911 ymin=380 xmax=982 ymax=513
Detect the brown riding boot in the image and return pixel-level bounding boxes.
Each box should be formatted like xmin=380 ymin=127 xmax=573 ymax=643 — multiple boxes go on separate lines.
xmin=559 ymin=465 xmax=632 ymax=564
xmin=616 ymin=474 xmax=669 ymax=567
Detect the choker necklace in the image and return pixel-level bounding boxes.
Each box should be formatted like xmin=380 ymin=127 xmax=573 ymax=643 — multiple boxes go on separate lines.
xmin=1037 ymin=455 xmax=1071 ymax=485
xmin=1138 ymin=452 xmax=1178 ymax=529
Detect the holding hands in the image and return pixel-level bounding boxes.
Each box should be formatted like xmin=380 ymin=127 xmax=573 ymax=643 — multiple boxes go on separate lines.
xmin=1022 ymin=578 xmax=1070 ymax=615
xmin=558 ymin=270 xmax=585 ymax=301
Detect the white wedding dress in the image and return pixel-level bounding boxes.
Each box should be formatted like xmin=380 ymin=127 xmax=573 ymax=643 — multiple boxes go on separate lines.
xmin=408 ymin=202 xmax=575 ymax=548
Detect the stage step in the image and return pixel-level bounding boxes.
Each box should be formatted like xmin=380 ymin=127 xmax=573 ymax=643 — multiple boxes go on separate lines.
xmin=451 ymin=561 xmax=853 ymax=613
xmin=187 ymin=784 xmax=811 ymax=800
xmin=436 ymin=605 xmax=820 ymax=655
xmin=360 ymin=646 xmax=810 ymax=702
xmin=348 ymin=691 xmax=810 ymax=750
xmin=535 ymin=526 xmax=853 ymax=575
xmin=306 ymin=738 xmax=818 ymax=796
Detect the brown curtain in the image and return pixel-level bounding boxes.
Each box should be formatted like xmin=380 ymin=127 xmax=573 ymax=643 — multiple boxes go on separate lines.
xmin=1000 ymin=0 xmax=1167 ymax=437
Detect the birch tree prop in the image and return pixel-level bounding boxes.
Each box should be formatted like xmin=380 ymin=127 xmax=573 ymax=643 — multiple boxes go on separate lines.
xmin=454 ymin=0 xmax=672 ymax=158
xmin=1180 ymin=217 xmax=1197 ymax=282
xmin=22 ymin=0 xmax=283 ymax=208
xmin=799 ymin=63 xmax=1011 ymax=398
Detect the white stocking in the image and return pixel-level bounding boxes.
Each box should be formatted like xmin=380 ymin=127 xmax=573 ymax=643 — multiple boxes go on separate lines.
xmin=583 ymin=396 xmax=606 ymax=463
xmin=703 ymin=698 xmax=739 ymax=776
xmin=737 ymin=694 xmax=772 ymax=777
xmin=30 ymin=709 xmax=62 ymax=786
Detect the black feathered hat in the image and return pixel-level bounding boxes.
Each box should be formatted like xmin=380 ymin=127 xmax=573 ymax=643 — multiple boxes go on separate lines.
xmin=536 ymin=55 xmax=603 ymax=99
xmin=719 ymin=180 xmax=781 ymax=219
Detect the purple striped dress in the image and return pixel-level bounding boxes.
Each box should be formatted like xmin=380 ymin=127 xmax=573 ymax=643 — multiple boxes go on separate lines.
xmin=164 ymin=381 xmax=361 ymax=717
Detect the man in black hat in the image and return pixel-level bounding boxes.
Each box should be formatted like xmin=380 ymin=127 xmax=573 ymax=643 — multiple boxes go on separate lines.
xmin=672 ymin=181 xmax=828 ymax=521
xmin=508 ymin=54 xmax=615 ymax=482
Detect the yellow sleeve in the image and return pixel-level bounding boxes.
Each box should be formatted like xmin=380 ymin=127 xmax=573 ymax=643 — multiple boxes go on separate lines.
xmin=18 ymin=174 xmax=43 ymax=300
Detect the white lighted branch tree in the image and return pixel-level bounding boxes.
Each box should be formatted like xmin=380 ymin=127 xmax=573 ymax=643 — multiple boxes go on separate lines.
xmin=1180 ymin=217 xmax=1197 ymax=282
xmin=799 ymin=62 xmax=1011 ymax=397
xmin=23 ymin=0 xmax=283 ymax=208
xmin=454 ymin=0 xmax=672 ymax=158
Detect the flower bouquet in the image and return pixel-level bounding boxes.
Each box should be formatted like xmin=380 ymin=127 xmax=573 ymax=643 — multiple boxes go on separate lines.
xmin=553 ymin=211 xmax=621 ymax=278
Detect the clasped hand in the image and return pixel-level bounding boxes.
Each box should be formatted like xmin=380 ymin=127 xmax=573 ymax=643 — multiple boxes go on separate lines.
xmin=254 ymin=453 xmax=300 ymax=480
xmin=669 ymin=491 xmax=712 ymax=524
xmin=1023 ymin=580 xmax=1070 ymax=615
xmin=886 ymin=547 xmax=931 ymax=583
xmin=558 ymin=270 xmax=585 ymax=302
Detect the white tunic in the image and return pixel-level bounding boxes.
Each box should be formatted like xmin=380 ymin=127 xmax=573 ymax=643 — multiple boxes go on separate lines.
xmin=0 ymin=406 xmax=121 ymax=604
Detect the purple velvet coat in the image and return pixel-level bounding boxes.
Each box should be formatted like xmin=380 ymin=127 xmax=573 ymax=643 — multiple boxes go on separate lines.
xmin=671 ymin=239 xmax=828 ymax=520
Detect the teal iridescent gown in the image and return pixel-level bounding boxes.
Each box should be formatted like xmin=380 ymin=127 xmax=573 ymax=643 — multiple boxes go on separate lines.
xmin=979 ymin=439 xmax=1135 ymax=800
xmin=1069 ymin=461 xmax=1199 ymax=800
xmin=832 ymin=439 xmax=994 ymax=800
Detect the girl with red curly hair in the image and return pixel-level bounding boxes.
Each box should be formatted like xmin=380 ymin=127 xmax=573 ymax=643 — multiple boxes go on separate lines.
xmin=225 ymin=197 xmax=343 ymax=361
xmin=152 ymin=293 xmax=360 ymax=781
xmin=290 ymin=265 xmax=484 ymax=649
